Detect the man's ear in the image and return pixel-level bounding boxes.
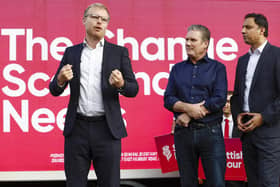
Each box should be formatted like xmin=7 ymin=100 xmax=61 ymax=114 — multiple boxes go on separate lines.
xmin=259 ymin=27 xmax=265 ymax=36
xmin=204 ymin=40 xmax=209 ymax=49
xmin=82 ymin=17 xmax=86 ymax=25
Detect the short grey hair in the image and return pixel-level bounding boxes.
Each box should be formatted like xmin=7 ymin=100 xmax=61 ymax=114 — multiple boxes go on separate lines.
xmin=187 ymin=24 xmax=210 ymax=42
xmin=84 ymin=3 xmax=110 ymax=20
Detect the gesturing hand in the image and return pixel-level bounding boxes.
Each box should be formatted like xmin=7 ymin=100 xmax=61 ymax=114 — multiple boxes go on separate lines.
xmin=57 ymin=64 xmax=73 ymax=86
xmin=109 ymin=69 xmax=124 ymax=88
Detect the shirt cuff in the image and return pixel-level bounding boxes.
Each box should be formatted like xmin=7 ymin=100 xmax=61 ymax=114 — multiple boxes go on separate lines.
xmin=57 ymin=81 xmax=66 ymax=88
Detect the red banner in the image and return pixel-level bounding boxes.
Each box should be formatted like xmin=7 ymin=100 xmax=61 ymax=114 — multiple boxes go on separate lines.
xmin=155 ymin=134 xmax=178 ymax=173
xmin=155 ymin=134 xmax=246 ymax=181
xmin=0 ymin=0 xmax=279 ymax=179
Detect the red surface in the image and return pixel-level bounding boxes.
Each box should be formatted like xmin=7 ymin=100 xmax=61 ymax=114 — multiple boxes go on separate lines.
xmin=0 ymin=0 xmax=280 ymax=172
xmin=155 ymin=134 xmax=246 ymax=181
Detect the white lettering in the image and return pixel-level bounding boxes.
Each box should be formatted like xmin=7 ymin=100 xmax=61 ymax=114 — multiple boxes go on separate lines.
xmin=28 ymin=72 xmax=50 ymax=97
xmin=167 ymin=38 xmax=187 ymax=60
xmin=2 ymin=64 xmax=26 ymax=97
xmin=208 ymin=38 xmax=214 ymax=59
xmin=141 ymin=37 xmax=164 ymax=61
xmin=26 ymin=29 xmax=48 ymax=61
xmin=227 ymin=161 xmax=242 ymax=168
xmin=117 ymin=29 xmax=139 ymax=60
xmin=56 ymin=108 xmax=67 ymax=131
xmin=121 ymin=108 xmax=127 ymax=127
xmin=1 ymin=29 xmax=25 ymax=61
xmin=216 ymin=37 xmax=238 ymax=61
xmin=50 ymin=37 xmax=73 ymax=61
xmin=135 ymin=72 xmax=151 ymax=95
xmin=135 ymin=71 xmax=169 ymax=96
xmin=31 ymin=108 xmax=55 ymax=133
xmin=3 ymin=100 xmax=67 ymax=133
xmin=3 ymin=100 xmax=28 ymax=132
xmin=152 ymin=72 xmax=169 ymax=96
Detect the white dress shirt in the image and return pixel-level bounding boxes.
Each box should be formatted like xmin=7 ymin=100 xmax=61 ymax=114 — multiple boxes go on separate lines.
xmin=222 ymin=116 xmax=234 ymax=138
xmin=243 ymin=40 xmax=267 ymax=112
xmin=77 ymin=39 xmax=105 ymax=116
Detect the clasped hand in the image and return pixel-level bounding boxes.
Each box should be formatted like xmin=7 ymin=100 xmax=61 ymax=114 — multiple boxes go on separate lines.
xmin=237 ymin=112 xmax=263 ymax=132
xmin=176 ymin=101 xmax=209 ymax=127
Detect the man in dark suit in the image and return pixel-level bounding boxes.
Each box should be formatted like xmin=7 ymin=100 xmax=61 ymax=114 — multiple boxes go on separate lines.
xmin=49 ymin=3 xmax=138 ymax=187
xmin=231 ymin=13 xmax=280 ymax=187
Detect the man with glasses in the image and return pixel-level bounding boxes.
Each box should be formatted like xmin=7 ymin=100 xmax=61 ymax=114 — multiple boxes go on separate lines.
xmin=49 ymin=3 xmax=138 ymax=187
xmin=164 ymin=25 xmax=227 ymax=187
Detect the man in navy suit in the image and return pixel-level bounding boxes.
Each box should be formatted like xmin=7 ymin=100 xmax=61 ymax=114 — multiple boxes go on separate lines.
xmin=49 ymin=3 xmax=138 ymax=187
xmin=231 ymin=13 xmax=280 ymax=187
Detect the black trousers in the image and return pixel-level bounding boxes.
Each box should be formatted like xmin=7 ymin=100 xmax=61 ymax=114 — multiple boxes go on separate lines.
xmin=242 ymin=133 xmax=280 ymax=187
xmin=64 ymin=117 xmax=121 ymax=187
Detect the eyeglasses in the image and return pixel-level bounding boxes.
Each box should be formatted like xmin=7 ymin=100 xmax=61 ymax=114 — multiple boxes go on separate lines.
xmin=85 ymin=14 xmax=109 ymax=23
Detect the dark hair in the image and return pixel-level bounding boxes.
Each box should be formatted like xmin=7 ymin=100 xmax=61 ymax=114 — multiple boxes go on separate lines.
xmin=187 ymin=24 xmax=210 ymax=42
xmin=245 ymin=13 xmax=268 ymax=37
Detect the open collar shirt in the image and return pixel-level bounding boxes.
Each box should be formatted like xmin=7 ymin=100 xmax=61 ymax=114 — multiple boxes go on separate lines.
xmin=164 ymin=55 xmax=227 ymax=124
xmin=77 ymin=38 xmax=105 ymax=116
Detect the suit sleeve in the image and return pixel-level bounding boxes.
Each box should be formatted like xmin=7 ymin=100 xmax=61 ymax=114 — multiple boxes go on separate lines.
xmin=261 ymin=48 xmax=280 ymax=125
xmin=119 ymin=47 xmax=139 ymax=97
xmin=49 ymin=48 xmax=69 ymax=96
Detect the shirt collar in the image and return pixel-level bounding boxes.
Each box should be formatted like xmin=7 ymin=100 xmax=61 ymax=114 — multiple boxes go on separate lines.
xmin=248 ymin=40 xmax=267 ymax=55
xmin=186 ymin=54 xmax=211 ymax=64
xmin=224 ymin=116 xmax=232 ymax=121
xmin=83 ymin=38 xmax=105 ymax=49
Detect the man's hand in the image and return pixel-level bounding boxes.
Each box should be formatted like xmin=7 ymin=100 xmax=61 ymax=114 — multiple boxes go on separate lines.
xmin=176 ymin=113 xmax=191 ymax=127
xmin=171 ymin=120 xmax=176 ymax=134
xmin=185 ymin=101 xmax=208 ymax=119
xmin=237 ymin=112 xmax=263 ymax=132
xmin=200 ymin=105 xmax=210 ymax=116
xmin=57 ymin=64 xmax=73 ymax=86
xmin=109 ymin=69 xmax=124 ymax=88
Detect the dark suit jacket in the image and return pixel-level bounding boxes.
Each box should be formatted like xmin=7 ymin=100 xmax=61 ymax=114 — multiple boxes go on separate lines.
xmin=230 ymin=42 xmax=280 ymax=138
xmin=49 ymin=40 xmax=138 ymax=139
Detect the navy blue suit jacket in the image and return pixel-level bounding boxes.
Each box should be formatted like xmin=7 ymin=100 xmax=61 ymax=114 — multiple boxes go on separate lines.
xmin=49 ymin=40 xmax=138 ymax=139
xmin=231 ymin=42 xmax=280 ymax=138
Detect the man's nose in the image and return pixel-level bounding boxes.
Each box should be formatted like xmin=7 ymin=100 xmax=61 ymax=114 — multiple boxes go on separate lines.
xmin=241 ymin=27 xmax=246 ymax=34
xmin=96 ymin=17 xmax=102 ymax=23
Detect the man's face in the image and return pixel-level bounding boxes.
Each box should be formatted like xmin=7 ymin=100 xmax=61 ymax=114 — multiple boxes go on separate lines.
xmin=83 ymin=7 xmax=109 ymax=40
xmin=223 ymin=94 xmax=232 ymax=115
xmin=242 ymin=17 xmax=264 ymax=46
xmin=185 ymin=30 xmax=208 ymax=61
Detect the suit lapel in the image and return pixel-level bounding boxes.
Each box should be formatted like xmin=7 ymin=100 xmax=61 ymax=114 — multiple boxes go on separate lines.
xmin=239 ymin=54 xmax=250 ymax=99
xmin=249 ymin=43 xmax=271 ymax=93
xmin=102 ymin=40 xmax=110 ymax=71
xmin=74 ymin=43 xmax=84 ymax=79
xmin=101 ymin=40 xmax=111 ymax=89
